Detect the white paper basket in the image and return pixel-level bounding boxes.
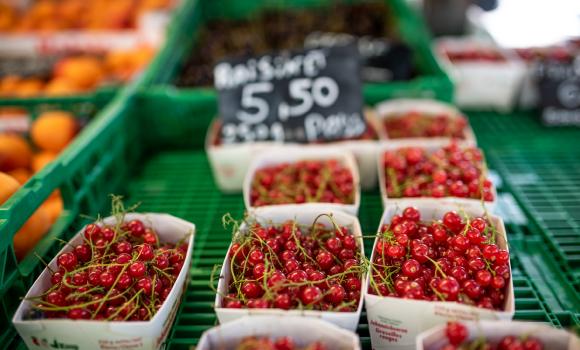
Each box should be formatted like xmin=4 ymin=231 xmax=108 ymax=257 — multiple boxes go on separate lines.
xmin=376 ymin=140 xmax=497 ymax=211
xmin=214 ymin=205 xmax=366 ymax=331
xmin=13 ymin=213 xmax=196 ymax=350
xmin=416 ymin=320 xmax=579 ymax=350
xmin=365 ymin=202 xmax=515 ymax=350
xmin=375 ymin=98 xmax=477 ymax=146
xmin=243 ymin=146 xmax=361 ymax=216
xmin=197 ymin=316 xmax=361 ymax=350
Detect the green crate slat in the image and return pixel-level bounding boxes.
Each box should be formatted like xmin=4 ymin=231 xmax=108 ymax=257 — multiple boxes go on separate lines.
xmin=490 ymin=150 xmax=580 ymax=293
xmin=141 ymin=0 xmax=453 ymax=103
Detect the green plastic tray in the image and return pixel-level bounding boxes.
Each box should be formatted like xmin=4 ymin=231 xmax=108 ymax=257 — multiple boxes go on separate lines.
xmin=140 ymin=0 xmax=453 ymax=104
xmin=466 ymin=111 xmax=580 ymax=297
xmin=1 ymin=91 xmax=579 ymax=349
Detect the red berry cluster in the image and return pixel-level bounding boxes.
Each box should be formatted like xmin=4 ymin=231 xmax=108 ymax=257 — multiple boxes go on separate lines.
xmin=444 ymin=49 xmax=506 ymax=63
xmin=28 ymin=220 xmax=188 ymax=321
xmin=234 ymin=336 xmax=326 ymax=350
xmin=440 ymin=322 xmax=544 ymax=350
xmin=383 ymin=143 xmax=494 ymax=201
xmin=222 ymin=218 xmax=364 ymax=312
xmin=383 ymin=112 xmax=468 ymax=139
xmin=250 ymin=160 xmax=355 ymax=207
xmin=369 ymin=207 xmax=510 ymax=310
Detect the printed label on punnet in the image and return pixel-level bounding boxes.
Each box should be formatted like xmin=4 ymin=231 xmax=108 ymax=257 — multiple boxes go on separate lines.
xmin=214 ymin=44 xmax=366 ymax=144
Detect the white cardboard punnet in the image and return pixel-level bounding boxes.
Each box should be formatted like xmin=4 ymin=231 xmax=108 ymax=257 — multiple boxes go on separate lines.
xmin=416 ymin=320 xmax=580 ymax=350
xmin=436 ymin=38 xmax=527 ymax=111
xmin=365 ymin=203 xmax=514 ymax=350
xmin=214 ymin=205 xmax=366 ymax=331
xmin=13 ymin=213 xmax=195 ymax=350
xmin=376 ymin=139 xmax=497 ymax=211
xmin=197 ymin=316 xmax=361 ymax=350
xmin=243 ymin=146 xmax=361 ymax=216
xmin=205 ymin=109 xmax=383 ymax=193
xmin=375 ymin=98 xmax=477 ymax=146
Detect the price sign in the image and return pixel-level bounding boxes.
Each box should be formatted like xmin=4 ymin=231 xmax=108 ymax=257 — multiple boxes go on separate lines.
xmin=537 ymin=56 xmax=580 ymax=126
xmin=304 ymin=32 xmax=413 ymax=82
xmin=214 ymin=44 xmax=366 ymax=144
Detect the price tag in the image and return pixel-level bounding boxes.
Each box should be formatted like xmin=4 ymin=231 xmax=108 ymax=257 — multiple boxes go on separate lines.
xmin=304 ymin=32 xmax=413 ymax=82
xmin=537 ymin=56 xmax=580 ymax=126
xmin=214 ymin=45 xmax=366 ymax=144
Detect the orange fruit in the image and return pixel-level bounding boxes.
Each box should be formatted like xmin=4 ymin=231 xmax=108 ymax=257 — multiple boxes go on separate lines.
xmin=30 ymin=111 xmax=78 ymax=152
xmin=15 ymin=78 xmax=44 ymax=97
xmin=13 ymin=205 xmax=51 ymax=260
xmin=0 ymin=75 xmax=20 ymax=96
xmin=32 ymin=151 xmax=57 ymax=173
xmin=0 ymin=133 xmax=32 ymax=171
xmin=0 ymin=5 xmax=15 ymax=31
xmin=0 ymin=172 xmax=20 ymax=204
xmin=53 ymin=56 xmax=105 ymax=90
xmin=7 ymin=168 xmax=31 ymax=184
xmin=42 ymin=196 xmax=63 ymax=224
xmin=44 ymin=78 xmax=79 ymax=96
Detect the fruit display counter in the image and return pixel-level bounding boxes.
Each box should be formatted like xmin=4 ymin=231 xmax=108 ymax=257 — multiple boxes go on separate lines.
xmin=0 ymin=1 xmax=579 ymax=349
xmin=0 ymin=91 xmax=578 ymax=349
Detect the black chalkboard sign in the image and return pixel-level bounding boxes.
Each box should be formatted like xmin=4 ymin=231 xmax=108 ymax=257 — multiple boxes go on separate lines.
xmin=214 ymin=44 xmax=366 ymax=143
xmin=537 ymin=56 xmax=580 ymax=126
xmin=304 ymin=32 xmax=413 ymax=82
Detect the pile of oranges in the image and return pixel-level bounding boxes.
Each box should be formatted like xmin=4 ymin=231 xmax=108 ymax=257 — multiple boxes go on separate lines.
xmin=0 ymin=47 xmax=155 ymax=97
xmin=0 ymin=0 xmax=173 ymax=32
xmin=0 ymin=110 xmax=79 ymax=260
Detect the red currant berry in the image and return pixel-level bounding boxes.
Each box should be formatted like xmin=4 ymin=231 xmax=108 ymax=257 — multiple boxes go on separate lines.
xmin=445 ymin=322 xmax=468 ymax=345
xmin=241 ymin=281 xmax=264 ymax=299
xmin=57 ymin=252 xmax=78 ymax=271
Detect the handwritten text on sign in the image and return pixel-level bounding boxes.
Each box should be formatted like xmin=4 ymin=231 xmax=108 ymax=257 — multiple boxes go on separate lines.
xmin=214 ymin=45 xmax=366 ymax=143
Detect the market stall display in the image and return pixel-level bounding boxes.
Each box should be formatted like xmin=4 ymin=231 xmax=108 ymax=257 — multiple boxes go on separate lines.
xmin=0 ymin=1 xmax=578 ymax=350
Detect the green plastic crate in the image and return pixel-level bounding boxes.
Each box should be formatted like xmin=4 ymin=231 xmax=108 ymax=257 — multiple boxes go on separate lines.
xmin=0 ymin=91 xmax=578 ymax=349
xmin=0 ymin=91 xmax=128 ymax=349
xmin=140 ymin=0 xmax=453 ymax=105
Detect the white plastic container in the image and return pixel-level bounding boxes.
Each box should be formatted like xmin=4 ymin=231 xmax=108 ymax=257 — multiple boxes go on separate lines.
xmin=365 ymin=202 xmax=514 ymax=350
xmin=417 ymin=320 xmax=580 ymax=350
xmin=206 ymin=109 xmax=383 ymax=193
xmin=436 ymin=38 xmax=527 ymax=111
xmin=13 ymin=213 xmax=196 ymax=350
xmin=214 ymin=205 xmax=366 ymax=332
xmin=243 ymin=146 xmax=361 ymax=215
xmin=197 ymin=316 xmax=361 ymax=350
xmin=375 ymin=98 xmax=477 ymax=146
xmin=376 ymin=140 xmax=497 ymax=211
